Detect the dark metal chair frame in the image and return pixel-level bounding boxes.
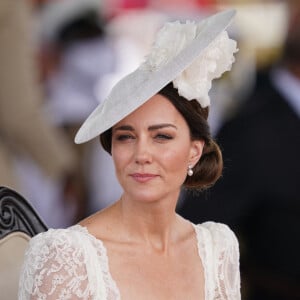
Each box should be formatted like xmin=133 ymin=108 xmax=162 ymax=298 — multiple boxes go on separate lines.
xmin=0 ymin=186 xmax=47 ymax=239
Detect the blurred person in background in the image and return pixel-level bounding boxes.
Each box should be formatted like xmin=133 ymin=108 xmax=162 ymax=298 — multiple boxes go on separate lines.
xmin=0 ymin=0 xmax=78 ymax=226
xmin=179 ymin=1 xmax=300 ymax=299
xmin=37 ymin=0 xmax=119 ymax=219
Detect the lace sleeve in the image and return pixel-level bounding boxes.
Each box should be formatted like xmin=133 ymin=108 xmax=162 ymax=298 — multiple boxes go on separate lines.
xmin=203 ymin=222 xmax=241 ymax=300
xmin=18 ymin=228 xmax=103 ymax=300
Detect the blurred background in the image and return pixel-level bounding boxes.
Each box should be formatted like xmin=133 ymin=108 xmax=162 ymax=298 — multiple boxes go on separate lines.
xmin=0 ymin=0 xmax=299 ymax=299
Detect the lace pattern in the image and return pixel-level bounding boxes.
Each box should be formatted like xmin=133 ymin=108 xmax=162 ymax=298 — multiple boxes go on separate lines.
xmin=18 ymin=226 xmax=120 ymax=300
xmin=193 ymin=222 xmax=241 ymax=300
xmin=19 ymin=222 xmax=240 ymax=299
xmin=77 ymin=226 xmax=120 ymax=300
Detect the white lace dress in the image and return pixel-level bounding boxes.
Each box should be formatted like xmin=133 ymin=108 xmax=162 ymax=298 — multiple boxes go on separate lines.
xmin=18 ymin=222 xmax=241 ymax=299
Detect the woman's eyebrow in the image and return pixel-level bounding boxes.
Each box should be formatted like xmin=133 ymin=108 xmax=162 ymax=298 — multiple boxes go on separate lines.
xmin=148 ymin=123 xmax=177 ymax=131
xmin=113 ymin=125 xmax=134 ymax=132
xmin=113 ymin=123 xmax=177 ymax=132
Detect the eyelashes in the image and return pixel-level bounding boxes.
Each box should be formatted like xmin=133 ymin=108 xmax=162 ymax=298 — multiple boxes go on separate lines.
xmin=115 ymin=134 xmax=134 ymax=141
xmin=114 ymin=133 xmax=174 ymax=142
xmin=155 ymin=134 xmax=173 ymax=140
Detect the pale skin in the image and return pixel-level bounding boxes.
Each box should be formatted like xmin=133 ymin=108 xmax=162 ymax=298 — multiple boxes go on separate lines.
xmin=80 ymin=94 xmax=205 ymax=299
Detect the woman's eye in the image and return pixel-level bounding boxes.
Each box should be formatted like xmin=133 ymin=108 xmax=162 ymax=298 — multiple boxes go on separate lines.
xmin=155 ymin=134 xmax=173 ymax=140
xmin=115 ymin=134 xmax=134 ymax=141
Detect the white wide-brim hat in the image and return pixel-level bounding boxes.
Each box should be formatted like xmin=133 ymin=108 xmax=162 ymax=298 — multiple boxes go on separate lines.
xmin=75 ymin=9 xmax=236 ymax=144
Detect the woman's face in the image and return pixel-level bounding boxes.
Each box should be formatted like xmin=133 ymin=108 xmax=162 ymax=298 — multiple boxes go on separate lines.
xmin=111 ymin=94 xmax=203 ymax=203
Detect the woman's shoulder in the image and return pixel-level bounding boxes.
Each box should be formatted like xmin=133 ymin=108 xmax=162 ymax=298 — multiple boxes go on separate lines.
xmin=20 ymin=225 xmax=107 ymax=299
xmin=193 ymin=221 xmax=240 ymax=268
xmin=23 ymin=224 xmax=107 ymax=282
xmin=29 ymin=224 xmax=92 ymax=246
xmin=193 ymin=221 xmax=239 ymax=247
xmin=193 ymin=221 xmax=241 ymax=299
xmin=23 ymin=225 xmax=99 ymax=278
xmin=25 ymin=225 xmax=91 ymax=258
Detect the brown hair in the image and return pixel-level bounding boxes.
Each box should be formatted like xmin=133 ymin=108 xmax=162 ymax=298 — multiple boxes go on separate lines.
xmin=100 ymin=83 xmax=223 ymax=190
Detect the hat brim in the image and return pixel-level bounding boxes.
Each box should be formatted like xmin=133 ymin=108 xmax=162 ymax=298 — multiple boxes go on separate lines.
xmin=74 ymin=9 xmax=236 ymax=144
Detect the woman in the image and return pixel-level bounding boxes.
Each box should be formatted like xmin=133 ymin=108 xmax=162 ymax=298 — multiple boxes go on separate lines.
xmin=19 ymin=9 xmax=240 ymax=299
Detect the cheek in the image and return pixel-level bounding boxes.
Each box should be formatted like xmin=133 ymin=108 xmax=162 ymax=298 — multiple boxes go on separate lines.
xmin=112 ymin=150 xmax=128 ymax=185
xmin=111 ymin=145 xmax=130 ymax=170
xmin=160 ymin=148 xmax=189 ymax=172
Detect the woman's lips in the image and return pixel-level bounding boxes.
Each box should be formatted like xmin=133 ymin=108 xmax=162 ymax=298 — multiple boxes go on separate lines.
xmin=130 ymin=173 xmax=158 ymax=183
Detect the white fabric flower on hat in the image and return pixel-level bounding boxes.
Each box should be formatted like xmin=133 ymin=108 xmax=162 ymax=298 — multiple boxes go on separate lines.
xmin=142 ymin=20 xmax=238 ymax=107
xmin=142 ymin=20 xmax=197 ymax=71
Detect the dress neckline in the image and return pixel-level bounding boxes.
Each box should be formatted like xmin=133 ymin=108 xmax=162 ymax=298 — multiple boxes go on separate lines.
xmin=71 ymin=223 xmax=207 ymax=299
xmin=72 ymin=224 xmax=121 ymax=299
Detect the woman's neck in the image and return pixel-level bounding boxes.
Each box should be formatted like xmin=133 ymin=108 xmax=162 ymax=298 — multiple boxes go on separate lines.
xmin=115 ymin=193 xmax=184 ymax=254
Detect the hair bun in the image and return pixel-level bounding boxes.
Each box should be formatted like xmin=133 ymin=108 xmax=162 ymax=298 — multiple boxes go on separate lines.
xmin=185 ymin=139 xmax=223 ymax=190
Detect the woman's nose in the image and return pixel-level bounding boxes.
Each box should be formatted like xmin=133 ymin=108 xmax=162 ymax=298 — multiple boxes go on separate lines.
xmin=134 ymin=139 xmax=152 ymax=164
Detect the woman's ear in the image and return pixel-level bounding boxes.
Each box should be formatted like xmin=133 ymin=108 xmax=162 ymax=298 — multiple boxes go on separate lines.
xmin=189 ymin=140 xmax=205 ymax=166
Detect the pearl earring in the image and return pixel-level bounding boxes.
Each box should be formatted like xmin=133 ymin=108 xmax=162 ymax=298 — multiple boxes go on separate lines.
xmin=187 ymin=165 xmax=193 ymax=176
